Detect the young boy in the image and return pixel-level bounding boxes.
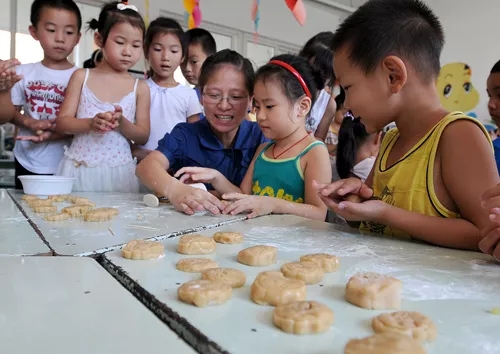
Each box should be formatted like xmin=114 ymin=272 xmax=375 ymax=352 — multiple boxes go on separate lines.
xmin=315 ymin=0 xmax=499 ymax=251
xmin=487 ymin=60 xmax=500 ymax=175
xmin=181 ymin=28 xmax=216 ymax=120
xmin=2 ymin=0 xmax=81 ymax=188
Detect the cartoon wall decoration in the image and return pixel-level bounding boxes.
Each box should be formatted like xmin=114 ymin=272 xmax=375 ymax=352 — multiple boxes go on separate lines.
xmin=436 ymin=62 xmax=480 ymax=118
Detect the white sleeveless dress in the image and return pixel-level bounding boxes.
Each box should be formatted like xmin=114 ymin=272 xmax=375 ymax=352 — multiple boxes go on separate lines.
xmin=57 ymin=69 xmax=140 ymax=192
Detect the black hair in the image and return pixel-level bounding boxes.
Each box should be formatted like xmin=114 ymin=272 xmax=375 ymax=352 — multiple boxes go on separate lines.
xmin=184 ymin=28 xmax=217 ymax=56
xmin=198 ymin=49 xmax=255 ymax=95
xmin=335 ymin=87 xmax=345 ymax=112
xmin=87 ymin=1 xmax=145 ymax=46
xmin=491 ymin=60 xmax=500 ymax=74
xmin=299 ymin=31 xmax=335 ymax=88
xmin=332 ymin=0 xmax=444 ymax=83
xmin=82 ymin=49 xmax=103 ymax=69
xmin=336 ymin=117 xmax=370 ymax=179
xmin=255 ymin=54 xmax=324 ymax=108
xmin=145 ymin=17 xmax=186 ymax=57
xmin=30 ymin=0 xmax=82 ymax=32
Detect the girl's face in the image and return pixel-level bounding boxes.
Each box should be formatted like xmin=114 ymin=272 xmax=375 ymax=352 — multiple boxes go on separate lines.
xmin=98 ymin=22 xmax=143 ymax=72
xmin=253 ymin=79 xmax=309 ymax=140
xmin=202 ymin=65 xmax=251 ymax=134
xmin=147 ymin=32 xmax=183 ymax=80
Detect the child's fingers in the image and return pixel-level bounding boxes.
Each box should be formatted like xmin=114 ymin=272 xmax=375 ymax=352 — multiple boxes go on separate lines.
xmin=482 ymin=183 xmax=500 ymax=202
xmin=482 ymin=196 xmax=500 ymax=211
xmin=478 ymin=228 xmax=500 ymax=258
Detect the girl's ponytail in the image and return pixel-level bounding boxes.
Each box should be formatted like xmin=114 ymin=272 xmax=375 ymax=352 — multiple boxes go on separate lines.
xmin=336 ymin=115 xmax=370 ymax=179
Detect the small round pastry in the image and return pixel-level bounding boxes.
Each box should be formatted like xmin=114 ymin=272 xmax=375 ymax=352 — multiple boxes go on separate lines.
xmin=273 ymin=300 xmax=334 ymax=334
xmin=44 ymin=212 xmax=70 ymax=222
xmin=213 ymin=231 xmax=244 ymax=244
xmin=177 ymin=279 xmax=232 ymax=307
xmin=251 ymin=271 xmax=306 ymax=306
xmin=372 ymin=311 xmax=437 ymax=342
xmin=177 ymin=234 xmax=216 ymax=255
xmin=237 ymin=245 xmax=277 ymax=266
xmin=281 ymin=261 xmax=324 ymax=284
xmin=300 ymin=253 xmax=339 ymax=273
xmin=33 ymin=206 xmax=57 ymax=213
xmin=345 ymin=194 xmax=362 ymax=203
xmin=345 ymin=272 xmax=402 ymax=310
xmin=143 ymin=194 xmax=159 ymax=207
xmin=344 ymin=332 xmax=426 ymax=354
xmin=176 ymin=258 xmax=218 ymax=273
xmin=201 ymin=268 xmax=246 ymax=288
xmin=122 ymin=240 xmax=165 ymax=260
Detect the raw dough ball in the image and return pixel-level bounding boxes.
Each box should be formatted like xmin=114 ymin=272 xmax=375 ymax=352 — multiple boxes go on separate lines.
xmin=281 ymin=261 xmax=324 ymax=284
xmin=345 ymin=194 xmax=362 ymax=203
xmin=33 ymin=206 xmax=57 ymax=213
xmin=44 ymin=212 xmax=70 ymax=222
xmin=237 ymin=245 xmax=277 ymax=266
xmin=273 ymin=301 xmax=334 ymax=334
xmin=35 ymin=130 xmax=44 ymax=136
xmin=62 ymin=205 xmax=93 ymax=217
xmin=201 ymin=268 xmax=246 ymax=288
xmin=213 ymin=231 xmax=244 ymax=244
xmin=300 ymin=253 xmax=339 ymax=273
xmin=143 ymin=194 xmax=159 ymax=207
xmin=83 ymin=207 xmax=119 ymax=222
xmin=122 ymin=240 xmax=165 ymax=260
xmin=251 ymin=271 xmax=306 ymax=306
xmin=372 ymin=311 xmax=437 ymax=342
xmin=178 ymin=279 xmax=232 ymax=307
xmin=21 ymin=194 xmax=39 ymax=201
xmin=29 ymin=199 xmax=54 ymax=208
xmin=177 ymin=234 xmax=216 ymax=255
xmin=345 ymin=272 xmax=402 ymax=310
xmin=344 ymin=332 xmax=426 ymax=354
xmin=176 ymin=258 xmax=218 ymax=273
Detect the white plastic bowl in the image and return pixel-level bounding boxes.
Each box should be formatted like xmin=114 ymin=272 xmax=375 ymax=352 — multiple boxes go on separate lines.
xmin=18 ymin=175 xmax=76 ymax=196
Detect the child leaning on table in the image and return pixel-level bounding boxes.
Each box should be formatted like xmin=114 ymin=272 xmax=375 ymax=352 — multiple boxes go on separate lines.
xmin=313 ymin=0 xmax=499 ymax=251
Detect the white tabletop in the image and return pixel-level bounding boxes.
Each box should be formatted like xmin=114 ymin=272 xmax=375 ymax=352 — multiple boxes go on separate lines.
xmin=0 ymin=190 xmax=50 ymax=255
xmin=8 ymin=190 xmax=244 ymax=256
xmin=0 ymin=255 xmax=195 ymax=354
xmin=103 ymin=215 xmax=500 ymax=354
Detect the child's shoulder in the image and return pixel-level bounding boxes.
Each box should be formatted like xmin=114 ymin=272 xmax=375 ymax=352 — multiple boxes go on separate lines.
xmin=439 ymin=113 xmax=490 ymax=145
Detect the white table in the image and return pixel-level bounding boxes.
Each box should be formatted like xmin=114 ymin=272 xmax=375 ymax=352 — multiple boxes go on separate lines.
xmin=7 ymin=190 xmax=244 ymax=256
xmin=0 ymin=256 xmax=195 ymax=354
xmin=102 ymin=215 xmax=500 ymax=354
xmin=0 ymin=189 xmax=51 ymax=255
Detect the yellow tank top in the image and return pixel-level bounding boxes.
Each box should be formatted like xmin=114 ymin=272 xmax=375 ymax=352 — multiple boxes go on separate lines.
xmin=360 ymin=112 xmax=491 ymax=239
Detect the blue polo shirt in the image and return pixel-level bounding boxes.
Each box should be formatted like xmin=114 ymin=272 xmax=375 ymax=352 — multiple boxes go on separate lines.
xmin=156 ymin=119 xmax=268 ymax=189
xmin=194 ymin=87 xmax=205 ymax=120
xmin=494 ymin=138 xmax=500 ymax=175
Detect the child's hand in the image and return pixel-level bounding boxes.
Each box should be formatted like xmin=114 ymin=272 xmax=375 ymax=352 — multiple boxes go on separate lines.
xmin=90 ymin=112 xmax=114 ymax=134
xmin=16 ymin=130 xmax=53 ymax=143
xmin=313 ymin=178 xmax=373 ymax=203
xmin=111 ymin=105 xmax=123 ymax=130
xmin=481 ymin=183 xmax=500 ymax=226
xmin=174 ymin=167 xmax=222 ymax=185
xmin=221 ymin=193 xmax=275 ymax=218
xmin=479 ymin=227 xmax=500 ymax=260
xmin=0 ymin=59 xmax=22 ymax=92
xmin=26 ymin=117 xmax=56 ymax=132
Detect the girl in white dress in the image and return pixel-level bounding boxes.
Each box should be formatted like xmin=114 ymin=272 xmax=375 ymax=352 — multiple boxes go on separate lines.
xmin=55 ymin=2 xmax=150 ymax=192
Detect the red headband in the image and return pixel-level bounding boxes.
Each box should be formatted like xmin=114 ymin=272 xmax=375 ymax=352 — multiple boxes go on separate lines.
xmin=268 ymin=60 xmax=311 ymax=98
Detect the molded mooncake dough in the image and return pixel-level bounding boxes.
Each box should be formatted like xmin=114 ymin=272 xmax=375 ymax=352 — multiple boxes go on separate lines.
xmin=176 ymin=258 xmax=218 ymax=273
xmin=83 ymin=207 xmax=119 ymax=222
xmin=372 ymin=311 xmax=437 ymax=341
xmin=122 ymin=240 xmax=164 ymax=260
xmin=344 ymin=332 xmax=426 ymax=354
xmin=44 ymin=212 xmax=70 ymax=221
xmin=177 ymin=234 xmax=216 ymax=255
xmin=237 ymin=245 xmax=277 ymax=266
xmin=201 ymin=268 xmax=246 ymax=288
xmin=281 ymin=261 xmax=324 ymax=284
xmin=345 ymin=272 xmax=402 ymax=310
xmin=177 ymin=279 xmax=232 ymax=307
xmin=273 ymin=301 xmax=334 ymax=334
xmin=212 ymin=231 xmax=244 ymax=244
xmin=251 ymin=271 xmax=306 ymax=306
xmin=300 ymin=253 xmax=339 ymax=272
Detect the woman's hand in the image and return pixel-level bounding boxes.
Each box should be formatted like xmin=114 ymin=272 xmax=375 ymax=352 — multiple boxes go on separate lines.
xmin=167 ymin=181 xmax=224 ymax=215
xmin=221 ymin=193 xmax=275 ymax=218
xmin=174 ymin=167 xmax=222 ymax=185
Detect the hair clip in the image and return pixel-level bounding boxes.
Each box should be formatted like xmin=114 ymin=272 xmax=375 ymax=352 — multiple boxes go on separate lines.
xmin=117 ymin=3 xmax=138 ymax=12
xmin=345 ymin=110 xmax=355 ymax=120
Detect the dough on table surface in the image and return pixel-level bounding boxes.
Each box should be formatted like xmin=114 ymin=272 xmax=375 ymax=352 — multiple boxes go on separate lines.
xmin=29 ymin=199 xmax=54 ymax=208
xmin=251 ymin=271 xmax=306 ymax=306
xmin=345 ymin=272 xmax=402 ymax=310
xmin=177 ymin=279 xmax=232 ymax=307
xmin=62 ymin=204 xmax=93 ymax=217
xmin=176 ymin=258 xmax=218 ymax=273
xmin=201 ymin=268 xmax=246 ymax=288
xmin=44 ymin=212 xmax=70 ymax=221
xmin=143 ymin=194 xmax=159 ymax=207
xmin=237 ymin=245 xmax=277 ymax=266
xmin=48 ymin=194 xmax=69 ymax=202
xmin=273 ymin=301 xmax=334 ymax=335
xmin=70 ymin=196 xmax=93 ymax=206
xmin=33 ymin=206 xmax=57 ymax=213
xmin=344 ymin=332 xmax=426 ymax=354
xmin=344 ymin=194 xmax=362 ymax=203
xmin=122 ymin=240 xmax=165 ymax=260
xmin=83 ymin=207 xmax=119 ymax=222
xmin=372 ymin=311 xmax=437 ymax=341
xmin=300 ymin=253 xmax=339 ymax=273
xmin=21 ymin=194 xmax=39 ymax=201
xmin=177 ymin=234 xmax=216 ymax=255
xmin=212 ymin=231 xmax=244 ymax=244
xmin=281 ymin=261 xmax=324 ymax=284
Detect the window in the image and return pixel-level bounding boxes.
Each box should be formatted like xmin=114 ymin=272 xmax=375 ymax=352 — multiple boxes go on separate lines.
xmin=0 ymin=0 xmax=10 ymax=60
xmin=16 ymin=0 xmax=44 ymax=63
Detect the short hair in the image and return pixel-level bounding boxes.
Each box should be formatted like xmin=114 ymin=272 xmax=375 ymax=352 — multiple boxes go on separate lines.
xmin=184 ymin=28 xmax=217 ymax=56
xmin=30 ymin=0 xmax=82 ymax=32
xmin=491 ymin=60 xmax=500 ymax=74
xmin=332 ymin=0 xmax=444 ymax=83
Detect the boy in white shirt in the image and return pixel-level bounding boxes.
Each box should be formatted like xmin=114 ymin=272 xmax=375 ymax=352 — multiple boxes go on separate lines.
xmin=1 ymin=0 xmax=81 ymax=188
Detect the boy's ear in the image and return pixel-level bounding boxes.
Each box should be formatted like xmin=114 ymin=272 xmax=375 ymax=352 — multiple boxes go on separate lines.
xmin=29 ymin=25 xmax=38 ymax=41
xmin=94 ymin=32 xmax=103 ymax=48
xmin=382 ymin=55 xmax=407 ymax=94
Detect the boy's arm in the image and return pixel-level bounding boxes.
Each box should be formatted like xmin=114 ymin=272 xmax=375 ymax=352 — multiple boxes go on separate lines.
xmin=379 ymin=120 xmax=498 ymax=250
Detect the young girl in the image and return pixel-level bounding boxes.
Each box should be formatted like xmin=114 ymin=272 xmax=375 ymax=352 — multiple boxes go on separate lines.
xmin=174 ymin=54 xmax=332 ymax=220
xmin=325 ymin=88 xmax=346 ymax=180
xmin=55 ymin=1 xmax=150 ymax=192
xmin=336 ymin=115 xmax=380 ymax=182
xmin=133 ymin=17 xmax=201 ymax=162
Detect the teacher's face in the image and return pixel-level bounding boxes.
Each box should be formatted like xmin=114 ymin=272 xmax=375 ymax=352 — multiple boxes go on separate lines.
xmin=202 ymin=64 xmax=251 ymax=134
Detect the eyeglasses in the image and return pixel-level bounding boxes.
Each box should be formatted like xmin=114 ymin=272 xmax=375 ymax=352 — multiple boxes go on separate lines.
xmin=203 ymin=93 xmax=248 ymax=105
